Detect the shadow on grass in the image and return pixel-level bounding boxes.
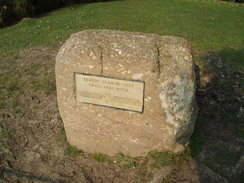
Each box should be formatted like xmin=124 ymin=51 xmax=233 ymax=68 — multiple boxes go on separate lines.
xmin=189 ymin=47 xmax=243 ymax=183
xmin=32 ymin=0 xmax=123 ymax=18
xmin=3 ymin=0 xmax=123 ymax=28
xmin=218 ymin=47 xmax=244 ymax=70
xmin=34 ymin=0 xmax=123 ymax=19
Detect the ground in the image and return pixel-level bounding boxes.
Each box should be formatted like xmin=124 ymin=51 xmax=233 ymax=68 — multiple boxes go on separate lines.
xmin=0 ymin=0 xmax=243 ymax=182
xmin=0 ymin=45 xmax=243 ymax=183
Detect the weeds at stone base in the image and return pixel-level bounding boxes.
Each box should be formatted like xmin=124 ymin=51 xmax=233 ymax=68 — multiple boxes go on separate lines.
xmin=92 ymin=153 xmax=110 ymax=163
xmin=92 ymin=152 xmax=137 ymax=169
xmin=58 ymin=126 xmax=83 ymax=157
xmin=92 ymin=150 xmax=179 ymax=170
xmin=58 ymin=126 xmax=67 ymax=142
xmin=64 ymin=144 xmax=83 ymax=157
xmin=58 ymin=125 xmax=138 ymax=169
xmin=59 ymin=125 xmax=182 ymax=171
xmin=115 ymin=153 xmax=138 ymax=169
xmin=148 ymin=151 xmax=174 ymax=168
xmin=91 ymin=148 xmax=190 ymax=171
xmin=58 ymin=125 xmax=179 ymax=170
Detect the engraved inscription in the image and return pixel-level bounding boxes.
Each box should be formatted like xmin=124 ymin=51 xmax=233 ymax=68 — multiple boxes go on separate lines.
xmin=75 ymin=73 xmax=144 ymax=112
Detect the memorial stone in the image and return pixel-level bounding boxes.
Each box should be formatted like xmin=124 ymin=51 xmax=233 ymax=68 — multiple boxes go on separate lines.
xmin=55 ymin=30 xmax=198 ymax=157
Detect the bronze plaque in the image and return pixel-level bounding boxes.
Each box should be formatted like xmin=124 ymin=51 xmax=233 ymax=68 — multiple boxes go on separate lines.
xmin=75 ymin=73 xmax=144 ymax=112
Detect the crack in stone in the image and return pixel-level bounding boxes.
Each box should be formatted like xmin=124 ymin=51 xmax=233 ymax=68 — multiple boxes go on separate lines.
xmin=155 ymin=40 xmax=161 ymax=79
xmin=94 ymin=34 xmax=103 ymax=75
xmin=98 ymin=45 xmax=104 ymax=75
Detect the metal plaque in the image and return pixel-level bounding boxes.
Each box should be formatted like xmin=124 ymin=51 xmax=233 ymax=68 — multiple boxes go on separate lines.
xmin=75 ymin=73 xmax=144 ymax=112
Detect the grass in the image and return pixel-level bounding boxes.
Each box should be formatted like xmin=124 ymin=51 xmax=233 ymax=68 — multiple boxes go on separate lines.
xmin=59 ymin=126 xmax=67 ymax=142
xmin=28 ymin=77 xmax=56 ymax=95
xmin=115 ymin=153 xmax=137 ymax=169
xmin=219 ymin=110 xmax=242 ymax=124
xmin=84 ymin=150 xmax=178 ymax=170
xmin=92 ymin=153 xmax=110 ymax=163
xmin=203 ymin=151 xmax=236 ymax=172
xmin=0 ymin=0 xmax=243 ymax=69
xmin=59 ymin=126 xmax=83 ymax=157
xmin=189 ymin=115 xmax=206 ymax=157
xmin=148 ymin=151 xmax=174 ymax=168
xmin=218 ymin=110 xmax=244 ymax=139
xmin=64 ymin=144 xmax=83 ymax=157
xmin=0 ymin=60 xmax=54 ymax=110
xmin=216 ymin=151 xmax=235 ymax=165
xmin=92 ymin=152 xmax=137 ymax=169
xmin=60 ymin=126 xmax=137 ymax=169
xmin=0 ymin=72 xmax=22 ymax=109
xmin=0 ymin=129 xmax=12 ymax=138
xmin=25 ymin=62 xmax=56 ymax=95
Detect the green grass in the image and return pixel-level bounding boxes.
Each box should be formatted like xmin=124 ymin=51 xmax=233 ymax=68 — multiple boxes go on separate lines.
xmin=218 ymin=110 xmax=244 ymax=139
xmin=148 ymin=151 xmax=174 ymax=168
xmin=0 ymin=0 xmax=243 ymax=69
xmin=114 ymin=153 xmax=137 ymax=169
xmin=58 ymin=126 xmax=67 ymax=142
xmin=216 ymin=151 xmax=235 ymax=165
xmin=0 ymin=129 xmax=12 ymax=138
xmin=92 ymin=153 xmax=110 ymax=163
xmin=203 ymin=151 xmax=236 ymax=172
xmin=0 ymin=61 xmax=54 ymax=110
xmin=219 ymin=110 xmax=242 ymax=124
xmin=189 ymin=115 xmax=206 ymax=157
xmin=58 ymin=126 xmax=83 ymax=157
xmin=59 ymin=126 xmax=136 ymax=167
xmin=64 ymin=144 xmax=83 ymax=157
xmin=25 ymin=63 xmax=56 ymax=94
xmin=92 ymin=152 xmax=137 ymax=169
xmin=0 ymin=72 xmax=22 ymax=109
xmin=28 ymin=76 xmax=56 ymax=95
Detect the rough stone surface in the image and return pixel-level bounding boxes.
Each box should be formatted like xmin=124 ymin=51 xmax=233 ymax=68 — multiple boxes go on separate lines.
xmin=55 ymin=29 xmax=198 ymax=157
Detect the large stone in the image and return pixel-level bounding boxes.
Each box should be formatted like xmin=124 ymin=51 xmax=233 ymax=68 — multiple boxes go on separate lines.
xmin=55 ymin=30 xmax=198 ymax=157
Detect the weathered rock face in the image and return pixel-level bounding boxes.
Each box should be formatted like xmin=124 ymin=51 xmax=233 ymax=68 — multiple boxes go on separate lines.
xmin=56 ymin=29 xmax=198 ymax=157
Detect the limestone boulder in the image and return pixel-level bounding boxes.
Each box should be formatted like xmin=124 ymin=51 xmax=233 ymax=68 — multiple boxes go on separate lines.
xmin=56 ymin=29 xmax=198 ymax=157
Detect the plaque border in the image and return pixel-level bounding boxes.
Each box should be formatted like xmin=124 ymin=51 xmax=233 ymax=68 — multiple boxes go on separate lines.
xmin=74 ymin=72 xmax=145 ymax=113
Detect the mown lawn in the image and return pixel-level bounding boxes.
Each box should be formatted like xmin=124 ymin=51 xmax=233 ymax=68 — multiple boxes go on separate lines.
xmin=0 ymin=0 xmax=243 ymax=69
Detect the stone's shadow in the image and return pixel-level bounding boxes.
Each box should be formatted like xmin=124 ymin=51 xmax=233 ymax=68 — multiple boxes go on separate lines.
xmin=189 ymin=47 xmax=243 ymax=183
xmin=3 ymin=0 xmax=123 ymax=28
xmin=218 ymin=47 xmax=244 ymax=69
